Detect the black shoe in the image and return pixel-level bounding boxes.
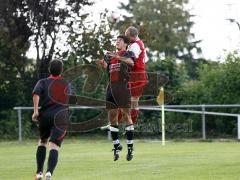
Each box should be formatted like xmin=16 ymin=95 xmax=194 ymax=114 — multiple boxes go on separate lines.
xmin=112 ymin=144 xmax=123 ymax=161
xmin=126 ymin=147 xmax=134 ymax=161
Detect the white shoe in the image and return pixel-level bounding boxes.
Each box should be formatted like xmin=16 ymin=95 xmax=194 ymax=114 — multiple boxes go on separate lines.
xmin=100 ymin=124 xmax=110 ymax=131
xmin=45 ymin=172 xmax=51 ymax=180
xmin=34 ymin=172 xmax=43 ymax=180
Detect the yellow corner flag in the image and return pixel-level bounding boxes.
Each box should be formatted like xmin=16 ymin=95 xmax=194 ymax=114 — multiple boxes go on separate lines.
xmin=157 ymin=87 xmax=165 ymax=146
xmin=157 ymin=87 xmax=164 ymax=105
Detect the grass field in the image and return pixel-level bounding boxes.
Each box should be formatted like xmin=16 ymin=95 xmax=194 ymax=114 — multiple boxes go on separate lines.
xmin=1 ymin=139 xmax=240 ymax=180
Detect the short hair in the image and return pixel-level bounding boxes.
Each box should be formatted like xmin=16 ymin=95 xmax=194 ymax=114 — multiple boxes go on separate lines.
xmin=126 ymin=26 xmax=139 ymax=37
xmin=49 ymin=59 xmax=63 ymax=75
xmin=117 ymin=35 xmax=130 ymax=44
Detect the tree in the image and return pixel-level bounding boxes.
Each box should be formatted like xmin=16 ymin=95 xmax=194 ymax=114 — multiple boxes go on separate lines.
xmin=0 ymin=0 xmax=34 ymax=109
xmin=175 ymin=52 xmax=240 ymax=137
xmin=119 ymin=0 xmax=204 ymax=78
xmin=64 ymin=10 xmax=115 ymax=66
xmin=1 ymin=0 xmax=92 ymax=78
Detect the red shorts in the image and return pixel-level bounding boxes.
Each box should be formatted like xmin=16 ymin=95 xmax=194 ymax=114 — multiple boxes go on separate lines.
xmin=128 ymin=82 xmax=146 ymax=97
xmin=129 ymin=71 xmax=148 ymax=97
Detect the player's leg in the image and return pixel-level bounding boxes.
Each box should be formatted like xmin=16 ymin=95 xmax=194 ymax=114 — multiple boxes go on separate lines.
xmin=100 ymin=85 xmax=117 ymax=131
xmin=108 ymin=109 xmax=122 ymax=161
xmin=45 ymin=128 xmax=66 ymax=180
xmin=35 ymin=119 xmax=51 ymax=180
xmin=100 ymin=110 xmax=123 ymax=131
xmin=129 ymin=81 xmax=146 ymax=124
xmin=35 ymin=139 xmax=48 ymax=180
xmin=45 ymin=110 xmax=68 ymax=179
xmin=117 ymin=109 xmax=123 ymax=124
xmin=45 ymin=141 xmax=61 ymax=180
xmin=129 ymin=70 xmax=148 ymax=124
xmin=131 ymin=96 xmax=140 ymax=124
xmin=122 ymin=108 xmax=134 ymax=161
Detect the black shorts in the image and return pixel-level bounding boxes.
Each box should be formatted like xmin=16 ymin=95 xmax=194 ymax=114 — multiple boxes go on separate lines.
xmin=38 ymin=109 xmax=69 ymax=147
xmin=106 ymin=82 xmax=131 ymax=109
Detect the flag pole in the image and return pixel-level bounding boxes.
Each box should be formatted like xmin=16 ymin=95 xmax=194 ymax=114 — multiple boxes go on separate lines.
xmin=157 ymin=87 xmax=165 ymax=146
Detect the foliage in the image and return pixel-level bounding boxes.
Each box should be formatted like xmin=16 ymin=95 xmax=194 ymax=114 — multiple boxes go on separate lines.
xmin=119 ymin=0 xmax=204 ymax=78
xmin=0 ymin=0 xmax=92 ymax=78
xmin=178 ymin=52 xmax=240 ymax=105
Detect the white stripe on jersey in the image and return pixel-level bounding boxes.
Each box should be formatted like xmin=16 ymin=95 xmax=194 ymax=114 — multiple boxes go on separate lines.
xmin=128 ymin=42 xmax=141 ymax=59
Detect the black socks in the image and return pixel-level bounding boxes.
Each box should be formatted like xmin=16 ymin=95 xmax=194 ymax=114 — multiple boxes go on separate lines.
xmin=36 ymin=146 xmax=46 ymax=173
xmin=47 ymin=149 xmax=58 ymax=174
xmin=110 ymin=125 xmax=120 ymax=148
xmin=125 ymin=124 xmax=134 ymax=148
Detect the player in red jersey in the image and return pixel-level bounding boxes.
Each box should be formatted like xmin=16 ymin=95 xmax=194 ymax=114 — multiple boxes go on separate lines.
xmin=118 ymin=26 xmax=148 ymax=124
xmin=100 ymin=26 xmax=147 ymax=129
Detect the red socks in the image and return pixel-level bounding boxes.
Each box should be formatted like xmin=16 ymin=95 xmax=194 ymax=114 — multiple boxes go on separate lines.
xmin=131 ymin=109 xmax=139 ymax=124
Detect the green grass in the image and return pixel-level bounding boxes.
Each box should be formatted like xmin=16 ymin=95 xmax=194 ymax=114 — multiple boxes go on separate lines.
xmin=1 ymin=139 xmax=240 ymax=180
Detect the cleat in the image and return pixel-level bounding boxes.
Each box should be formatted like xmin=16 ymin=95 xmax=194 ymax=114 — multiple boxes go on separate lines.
xmin=100 ymin=124 xmax=110 ymax=131
xmin=126 ymin=147 xmax=134 ymax=161
xmin=34 ymin=172 xmax=43 ymax=180
xmin=45 ymin=172 xmax=51 ymax=180
xmin=112 ymin=144 xmax=123 ymax=161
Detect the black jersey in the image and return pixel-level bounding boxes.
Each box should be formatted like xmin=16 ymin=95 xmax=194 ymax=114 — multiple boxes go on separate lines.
xmin=105 ymin=50 xmax=136 ymax=83
xmin=32 ymin=75 xmax=74 ymax=114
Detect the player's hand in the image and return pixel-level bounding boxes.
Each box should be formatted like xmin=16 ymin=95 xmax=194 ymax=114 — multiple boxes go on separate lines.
xmin=95 ymin=59 xmax=107 ymax=69
xmin=32 ymin=111 xmax=39 ymax=122
xmin=95 ymin=59 xmax=104 ymax=65
xmin=106 ymin=52 xmax=117 ymax=58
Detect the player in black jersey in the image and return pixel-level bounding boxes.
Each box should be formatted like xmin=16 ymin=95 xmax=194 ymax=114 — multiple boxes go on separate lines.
xmin=97 ymin=35 xmax=135 ymax=161
xmin=32 ymin=59 xmax=74 ymax=180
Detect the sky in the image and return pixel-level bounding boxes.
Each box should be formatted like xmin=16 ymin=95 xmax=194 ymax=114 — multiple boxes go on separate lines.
xmin=27 ymin=0 xmax=240 ymax=61
xmin=189 ymin=0 xmax=240 ymax=60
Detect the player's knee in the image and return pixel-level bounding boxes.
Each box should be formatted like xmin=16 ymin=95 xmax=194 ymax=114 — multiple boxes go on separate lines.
xmin=108 ymin=109 xmax=118 ymax=124
xmin=39 ymin=139 xmax=48 ymax=146
xmin=131 ymin=97 xmax=139 ymax=107
xmin=126 ymin=118 xmax=133 ymax=125
xmin=49 ymin=142 xmax=60 ymax=150
xmin=131 ymin=96 xmax=139 ymax=101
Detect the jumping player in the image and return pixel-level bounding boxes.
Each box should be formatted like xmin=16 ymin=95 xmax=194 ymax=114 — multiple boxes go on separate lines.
xmin=97 ymin=35 xmax=135 ymax=161
xmin=32 ymin=59 xmax=74 ymax=180
xmin=101 ymin=26 xmax=147 ymax=128
xmin=124 ymin=26 xmax=148 ymax=124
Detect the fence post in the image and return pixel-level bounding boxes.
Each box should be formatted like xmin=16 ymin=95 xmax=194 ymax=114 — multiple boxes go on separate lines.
xmin=18 ymin=108 xmax=22 ymax=142
xmin=202 ymin=105 xmax=206 ymax=140
xmin=108 ymin=131 xmax=111 ymax=140
xmin=238 ymin=115 xmax=240 ymax=140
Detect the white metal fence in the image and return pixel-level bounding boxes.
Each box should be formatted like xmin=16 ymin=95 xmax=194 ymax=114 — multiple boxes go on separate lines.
xmin=13 ymin=104 xmax=240 ymax=142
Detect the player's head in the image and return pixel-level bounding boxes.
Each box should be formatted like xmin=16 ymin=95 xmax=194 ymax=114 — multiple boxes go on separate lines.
xmin=125 ymin=26 xmax=139 ymax=42
xmin=116 ymin=35 xmax=130 ymax=50
xmin=49 ymin=59 xmax=63 ymax=76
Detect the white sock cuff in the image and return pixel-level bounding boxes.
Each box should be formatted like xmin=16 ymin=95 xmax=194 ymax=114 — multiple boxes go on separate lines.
xmin=126 ymin=140 xmax=134 ymax=144
xmin=110 ymin=126 xmax=119 ymax=132
xmin=125 ymin=125 xmax=134 ymax=131
xmin=113 ymin=139 xmax=120 ymax=145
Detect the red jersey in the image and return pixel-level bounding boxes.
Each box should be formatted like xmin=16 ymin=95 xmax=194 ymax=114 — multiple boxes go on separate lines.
xmin=128 ymin=39 xmax=148 ymax=85
xmin=131 ymin=39 xmax=146 ymax=71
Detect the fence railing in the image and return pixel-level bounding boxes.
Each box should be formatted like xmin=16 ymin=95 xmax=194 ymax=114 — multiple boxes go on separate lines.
xmin=13 ymin=104 xmax=240 ymax=142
